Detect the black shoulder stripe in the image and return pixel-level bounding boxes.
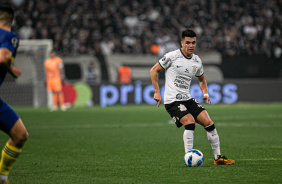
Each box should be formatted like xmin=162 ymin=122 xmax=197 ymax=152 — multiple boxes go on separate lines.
xmin=195 ymin=72 xmax=204 ymax=77
xmin=158 ymin=61 xmax=165 ymax=69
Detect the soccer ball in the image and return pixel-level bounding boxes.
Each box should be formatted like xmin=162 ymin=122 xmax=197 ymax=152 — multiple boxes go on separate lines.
xmin=184 ymin=149 xmax=204 ymax=167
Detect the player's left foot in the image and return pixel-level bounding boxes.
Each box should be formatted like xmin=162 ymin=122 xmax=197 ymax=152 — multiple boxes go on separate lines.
xmin=214 ymin=155 xmax=235 ymax=165
xmin=50 ymin=107 xmax=58 ymax=112
xmin=60 ymin=105 xmax=67 ymax=111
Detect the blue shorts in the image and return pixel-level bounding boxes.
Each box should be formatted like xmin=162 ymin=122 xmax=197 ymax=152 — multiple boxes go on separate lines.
xmin=0 ymin=98 xmax=19 ymax=134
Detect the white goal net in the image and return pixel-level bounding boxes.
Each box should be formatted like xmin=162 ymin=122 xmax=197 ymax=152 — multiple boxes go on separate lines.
xmin=0 ymin=39 xmax=53 ymax=107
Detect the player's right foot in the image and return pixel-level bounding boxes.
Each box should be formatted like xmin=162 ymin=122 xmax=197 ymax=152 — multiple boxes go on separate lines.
xmin=214 ymin=155 xmax=235 ymax=165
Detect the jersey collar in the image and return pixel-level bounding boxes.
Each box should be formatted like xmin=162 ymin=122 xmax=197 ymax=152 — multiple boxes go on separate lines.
xmin=179 ymin=49 xmax=194 ymax=60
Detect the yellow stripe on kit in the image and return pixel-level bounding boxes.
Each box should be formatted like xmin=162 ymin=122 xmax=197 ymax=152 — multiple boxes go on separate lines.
xmin=4 ymin=143 xmax=21 ymax=158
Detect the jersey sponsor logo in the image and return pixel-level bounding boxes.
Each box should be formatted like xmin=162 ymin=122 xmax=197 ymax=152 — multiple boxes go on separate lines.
xmin=176 ymin=93 xmax=189 ymax=100
xmin=185 ymin=69 xmax=189 ymax=73
xmin=176 ymin=66 xmax=182 ymax=68
xmin=11 ymin=37 xmax=18 ymax=48
xmin=174 ymin=76 xmax=190 ymax=89
xmin=178 ymin=104 xmax=187 ymax=111
xmin=176 ymin=94 xmax=182 ymax=99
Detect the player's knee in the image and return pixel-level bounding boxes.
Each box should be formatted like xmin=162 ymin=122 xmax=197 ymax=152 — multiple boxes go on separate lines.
xmin=13 ymin=131 xmax=28 ymax=147
xmin=201 ymin=120 xmax=213 ymax=127
xmin=207 ymin=120 xmax=214 ymax=126
xmin=180 ymin=115 xmax=195 ymax=126
xmin=22 ymin=131 xmax=29 ymax=142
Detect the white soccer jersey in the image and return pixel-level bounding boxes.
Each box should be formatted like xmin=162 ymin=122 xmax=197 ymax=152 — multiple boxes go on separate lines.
xmin=158 ymin=49 xmax=204 ymax=104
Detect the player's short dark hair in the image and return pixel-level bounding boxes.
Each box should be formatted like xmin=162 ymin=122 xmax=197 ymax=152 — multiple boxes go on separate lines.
xmin=0 ymin=5 xmax=14 ymax=24
xmin=182 ymin=29 xmax=197 ymax=39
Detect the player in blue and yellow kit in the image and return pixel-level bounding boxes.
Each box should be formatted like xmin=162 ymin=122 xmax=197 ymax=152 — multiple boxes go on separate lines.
xmin=0 ymin=5 xmax=29 ymax=184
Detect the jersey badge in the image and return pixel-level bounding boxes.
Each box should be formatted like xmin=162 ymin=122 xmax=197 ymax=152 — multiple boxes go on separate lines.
xmin=192 ymin=65 xmax=197 ymax=74
xmin=11 ymin=37 xmax=18 ymax=48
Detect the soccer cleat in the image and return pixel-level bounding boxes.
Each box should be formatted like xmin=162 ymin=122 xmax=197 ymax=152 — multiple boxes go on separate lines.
xmin=214 ymin=155 xmax=235 ymax=165
xmin=60 ymin=105 xmax=67 ymax=111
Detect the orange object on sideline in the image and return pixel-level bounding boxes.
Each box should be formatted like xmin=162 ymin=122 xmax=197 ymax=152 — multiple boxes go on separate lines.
xmin=119 ymin=66 xmax=132 ymax=84
xmin=150 ymin=44 xmax=160 ymax=54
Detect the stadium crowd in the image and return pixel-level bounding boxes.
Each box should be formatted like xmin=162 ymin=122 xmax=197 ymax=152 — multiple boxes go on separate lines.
xmin=9 ymin=0 xmax=282 ymax=58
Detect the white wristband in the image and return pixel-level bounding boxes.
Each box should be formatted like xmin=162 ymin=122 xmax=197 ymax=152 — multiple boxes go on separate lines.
xmin=203 ymin=94 xmax=209 ymax=97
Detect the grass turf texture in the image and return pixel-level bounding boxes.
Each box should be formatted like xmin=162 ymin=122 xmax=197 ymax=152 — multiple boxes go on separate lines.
xmin=1 ymin=103 xmax=282 ymax=184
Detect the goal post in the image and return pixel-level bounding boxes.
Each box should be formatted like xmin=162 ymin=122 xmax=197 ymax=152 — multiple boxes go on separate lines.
xmin=0 ymin=39 xmax=53 ymax=107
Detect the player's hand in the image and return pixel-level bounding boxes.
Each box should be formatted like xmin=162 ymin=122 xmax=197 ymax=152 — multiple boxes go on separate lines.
xmin=202 ymin=96 xmax=212 ymax=104
xmin=154 ymin=92 xmax=162 ymax=107
xmin=9 ymin=65 xmax=22 ymax=78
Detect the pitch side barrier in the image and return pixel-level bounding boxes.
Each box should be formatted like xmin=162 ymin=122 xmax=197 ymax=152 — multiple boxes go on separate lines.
xmin=89 ymin=80 xmax=282 ymax=107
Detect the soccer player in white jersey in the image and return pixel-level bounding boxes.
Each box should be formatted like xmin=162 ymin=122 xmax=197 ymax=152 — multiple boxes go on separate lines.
xmin=150 ymin=29 xmax=235 ymax=165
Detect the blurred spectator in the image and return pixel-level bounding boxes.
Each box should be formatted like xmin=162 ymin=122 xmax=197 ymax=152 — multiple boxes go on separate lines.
xmin=86 ymin=61 xmax=99 ymax=84
xmin=11 ymin=0 xmax=282 ymax=58
xmin=123 ymin=11 xmax=139 ymax=28
xmin=100 ymin=37 xmax=115 ymax=56
xmin=273 ymin=44 xmax=282 ymax=59
xmin=12 ymin=0 xmax=24 ymax=7
xmin=18 ymin=22 xmax=33 ymax=39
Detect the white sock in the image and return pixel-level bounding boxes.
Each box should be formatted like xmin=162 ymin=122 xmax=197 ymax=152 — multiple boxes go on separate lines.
xmin=207 ymin=128 xmax=221 ymax=160
xmin=0 ymin=174 xmax=8 ymax=182
xmin=183 ymin=130 xmax=194 ymax=153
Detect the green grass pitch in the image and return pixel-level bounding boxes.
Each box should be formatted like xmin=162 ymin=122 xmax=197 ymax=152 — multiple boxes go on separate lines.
xmin=1 ymin=103 xmax=282 ymax=184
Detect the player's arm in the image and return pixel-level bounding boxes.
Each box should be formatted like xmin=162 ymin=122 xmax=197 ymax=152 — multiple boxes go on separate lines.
xmin=58 ymin=59 xmax=65 ymax=83
xmin=197 ymin=74 xmax=212 ymax=104
xmin=150 ymin=62 xmax=164 ymax=107
xmin=0 ymin=48 xmax=22 ymax=78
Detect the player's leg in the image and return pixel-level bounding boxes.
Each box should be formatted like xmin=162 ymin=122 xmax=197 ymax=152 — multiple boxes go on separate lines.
xmin=51 ymin=92 xmax=58 ymax=110
xmin=196 ymin=111 xmax=221 ymax=159
xmin=179 ymin=114 xmax=195 ymax=153
xmin=0 ymin=99 xmax=29 ymax=183
xmin=165 ymin=101 xmax=195 ymax=154
xmin=58 ymin=91 xmax=66 ymax=111
xmin=0 ymin=119 xmax=28 ymax=182
xmin=54 ymin=80 xmax=66 ymax=111
xmin=8 ymin=119 xmax=28 ymax=148
xmin=196 ymin=110 xmax=235 ymax=165
xmin=49 ymin=80 xmax=59 ymax=111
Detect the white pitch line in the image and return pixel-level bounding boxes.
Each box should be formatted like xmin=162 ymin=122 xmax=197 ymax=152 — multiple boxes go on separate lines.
xmin=205 ymin=158 xmax=282 ymax=161
xmin=27 ymin=123 xmax=166 ymax=130
xmin=168 ymin=120 xmax=282 ymax=127
xmin=211 ymin=114 xmax=282 ymax=120
xmin=27 ymin=121 xmax=282 ymax=130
